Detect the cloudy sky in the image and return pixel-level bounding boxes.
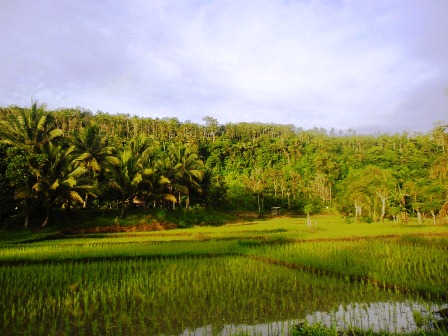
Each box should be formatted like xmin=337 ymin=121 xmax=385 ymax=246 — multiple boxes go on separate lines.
xmin=1 ymin=0 xmax=447 ymax=134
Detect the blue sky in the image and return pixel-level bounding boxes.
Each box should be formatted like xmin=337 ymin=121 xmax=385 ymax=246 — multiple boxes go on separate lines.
xmin=1 ymin=0 xmax=447 ymax=134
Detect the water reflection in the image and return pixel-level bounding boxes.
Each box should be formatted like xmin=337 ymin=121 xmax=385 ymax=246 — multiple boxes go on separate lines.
xmin=306 ymin=301 xmax=448 ymax=333
xmin=180 ymin=301 xmax=448 ymax=335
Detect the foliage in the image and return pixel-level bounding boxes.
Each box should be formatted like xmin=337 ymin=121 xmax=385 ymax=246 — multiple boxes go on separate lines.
xmin=290 ymin=322 xmax=335 ymax=336
xmin=0 ymin=103 xmax=447 ymax=227
xmin=0 ymin=143 xmax=16 ymax=225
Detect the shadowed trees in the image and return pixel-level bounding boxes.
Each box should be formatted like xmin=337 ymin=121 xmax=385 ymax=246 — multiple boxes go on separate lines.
xmin=0 ymin=103 xmax=64 ymax=226
xmin=30 ymin=143 xmax=98 ymax=227
xmin=168 ymin=143 xmax=204 ymax=209
xmin=107 ymin=135 xmax=153 ymax=217
xmin=72 ymin=122 xmax=118 ymax=207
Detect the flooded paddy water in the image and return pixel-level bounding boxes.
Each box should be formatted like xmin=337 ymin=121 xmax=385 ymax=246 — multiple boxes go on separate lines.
xmin=1 ymin=255 xmax=446 ymax=335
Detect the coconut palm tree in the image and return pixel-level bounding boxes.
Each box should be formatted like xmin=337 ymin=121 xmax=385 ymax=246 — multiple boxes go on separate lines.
xmin=72 ymin=122 xmax=118 ymax=207
xmin=72 ymin=121 xmax=118 ymax=174
xmin=0 ymin=102 xmax=63 ymax=152
xmin=107 ymin=134 xmax=164 ymax=216
xmin=169 ymin=143 xmax=204 ymax=209
xmin=30 ymin=142 xmax=97 ymax=227
xmin=140 ymin=161 xmax=176 ymax=210
xmin=0 ymin=103 xmax=64 ymax=226
xmin=108 ymin=148 xmax=144 ymax=217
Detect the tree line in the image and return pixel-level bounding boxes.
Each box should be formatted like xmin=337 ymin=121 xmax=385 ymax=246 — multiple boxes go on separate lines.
xmin=0 ymin=103 xmax=447 ymax=227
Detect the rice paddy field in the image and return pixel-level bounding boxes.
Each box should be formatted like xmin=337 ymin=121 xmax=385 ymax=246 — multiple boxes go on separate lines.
xmin=1 ymin=215 xmax=448 ymax=335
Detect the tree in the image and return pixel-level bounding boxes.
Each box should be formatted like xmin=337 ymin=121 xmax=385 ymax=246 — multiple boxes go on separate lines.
xmin=108 ymin=148 xmax=144 ymax=217
xmin=106 ymin=134 xmax=156 ymax=215
xmin=202 ymin=116 xmax=219 ymax=142
xmin=140 ymin=162 xmax=176 ymax=210
xmin=0 ymin=102 xmax=63 ymax=152
xmin=243 ymin=167 xmax=265 ymax=213
xmin=199 ymin=169 xmax=227 ymax=210
xmin=72 ymin=122 xmax=118 ymax=207
xmin=342 ymin=166 xmax=395 ymax=222
xmin=72 ymin=121 xmax=118 ymax=175
xmin=365 ymin=167 xmax=396 ymax=222
xmin=169 ymin=143 xmax=204 ymax=209
xmin=4 ymin=146 xmax=39 ymax=227
xmin=303 ymin=199 xmax=323 ymax=227
xmin=0 ymin=144 xmax=17 ymax=226
xmin=430 ymin=124 xmax=448 ymax=221
xmin=0 ymin=103 xmax=65 ymax=226
xmin=342 ymin=169 xmax=371 ymax=221
xmin=30 ymin=142 xmax=97 ymax=227
xmin=419 ymin=182 xmax=445 ymax=225
xmin=304 ymin=204 xmax=314 ymax=228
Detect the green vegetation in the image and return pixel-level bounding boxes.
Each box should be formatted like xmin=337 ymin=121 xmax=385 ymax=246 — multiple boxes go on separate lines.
xmin=1 ymin=255 xmax=421 ymax=336
xmin=1 ymin=217 xmax=448 ymax=335
xmin=290 ymin=321 xmax=448 ymax=336
xmin=1 ymin=103 xmax=447 ymax=229
xmin=1 ymin=103 xmax=447 ymax=334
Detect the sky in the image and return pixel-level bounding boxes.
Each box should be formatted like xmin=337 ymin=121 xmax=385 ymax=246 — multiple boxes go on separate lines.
xmin=1 ymin=0 xmax=447 ymax=134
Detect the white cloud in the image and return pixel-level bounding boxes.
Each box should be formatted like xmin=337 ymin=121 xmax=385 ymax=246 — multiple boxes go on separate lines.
xmin=0 ymin=0 xmax=446 ymax=133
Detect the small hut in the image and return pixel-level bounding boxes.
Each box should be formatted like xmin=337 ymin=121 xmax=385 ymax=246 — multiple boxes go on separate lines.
xmin=271 ymin=207 xmax=281 ymax=216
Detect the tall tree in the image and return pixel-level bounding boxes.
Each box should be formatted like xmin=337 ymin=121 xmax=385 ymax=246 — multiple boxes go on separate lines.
xmin=108 ymin=148 xmax=143 ymax=217
xmin=0 ymin=102 xmax=63 ymax=152
xmin=343 ymin=166 xmax=396 ymax=222
xmin=0 ymin=103 xmax=64 ymax=226
xmin=365 ymin=166 xmax=396 ymax=222
xmin=107 ymin=135 xmax=155 ymax=216
xmin=72 ymin=122 xmax=118 ymax=207
xmin=430 ymin=124 xmax=448 ymax=220
xmin=0 ymin=144 xmax=17 ymax=226
xmin=169 ymin=143 xmax=204 ymax=209
xmin=30 ymin=142 xmax=97 ymax=227
xmin=243 ymin=167 xmax=265 ymax=213
xmin=72 ymin=121 xmax=118 ymax=175
xmin=3 ymin=146 xmax=37 ymax=227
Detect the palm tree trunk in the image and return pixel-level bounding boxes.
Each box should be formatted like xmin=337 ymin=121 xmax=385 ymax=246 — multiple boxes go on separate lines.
xmin=380 ymin=197 xmax=386 ymax=221
xmin=65 ymin=201 xmax=72 ymax=213
xmin=186 ymin=195 xmax=190 ymax=209
xmin=41 ymin=207 xmax=51 ymax=228
xmin=431 ymin=210 xmax=436 ymax=225
xmin=83 ymin=194 xmax=89 ymax=208
xmin=24 ymin=210 xmax=29 ymax=228
xmin=417 ymin=210 xmax=422 ymax=224
xmin=120 ymin=199 xmax=126 ymax=218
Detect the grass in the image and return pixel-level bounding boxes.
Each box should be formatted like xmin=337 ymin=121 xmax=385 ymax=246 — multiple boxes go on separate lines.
xmin=246 ymin=238 xmax=448 ymax=296
xmin=2 ymin=211 xmax=447 ymax=245
xmin=1 ymin=214 xmax=448 ymax=335
xmin=1 ymin=256 xmax=435 ymax=335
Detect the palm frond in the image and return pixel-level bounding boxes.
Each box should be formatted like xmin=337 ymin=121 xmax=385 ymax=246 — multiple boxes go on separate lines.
xmin=163 ymin=193 xmax=177 ymax=203
xmin=49 ymin=128 xmax=63 ymax=140
xmin=69 ymin=191 xmax=84 ymax=204
xmin=69 ymin=166 xmax=89 ymax=179
xmin=50 ymin=179 xmax=60 ymax=190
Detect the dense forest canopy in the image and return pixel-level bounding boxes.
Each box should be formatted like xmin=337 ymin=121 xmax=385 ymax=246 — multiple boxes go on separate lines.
xmin=1 ymin=103 xmax=447 ymax=227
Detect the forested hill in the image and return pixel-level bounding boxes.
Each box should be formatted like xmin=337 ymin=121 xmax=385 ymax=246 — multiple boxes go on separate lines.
xmin=0 ymin=104 xmax=447 ymax=228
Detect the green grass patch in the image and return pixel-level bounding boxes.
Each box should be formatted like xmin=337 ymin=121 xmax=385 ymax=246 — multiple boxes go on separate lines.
xmin=1 ymin=215 xmax=448 ymax=335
